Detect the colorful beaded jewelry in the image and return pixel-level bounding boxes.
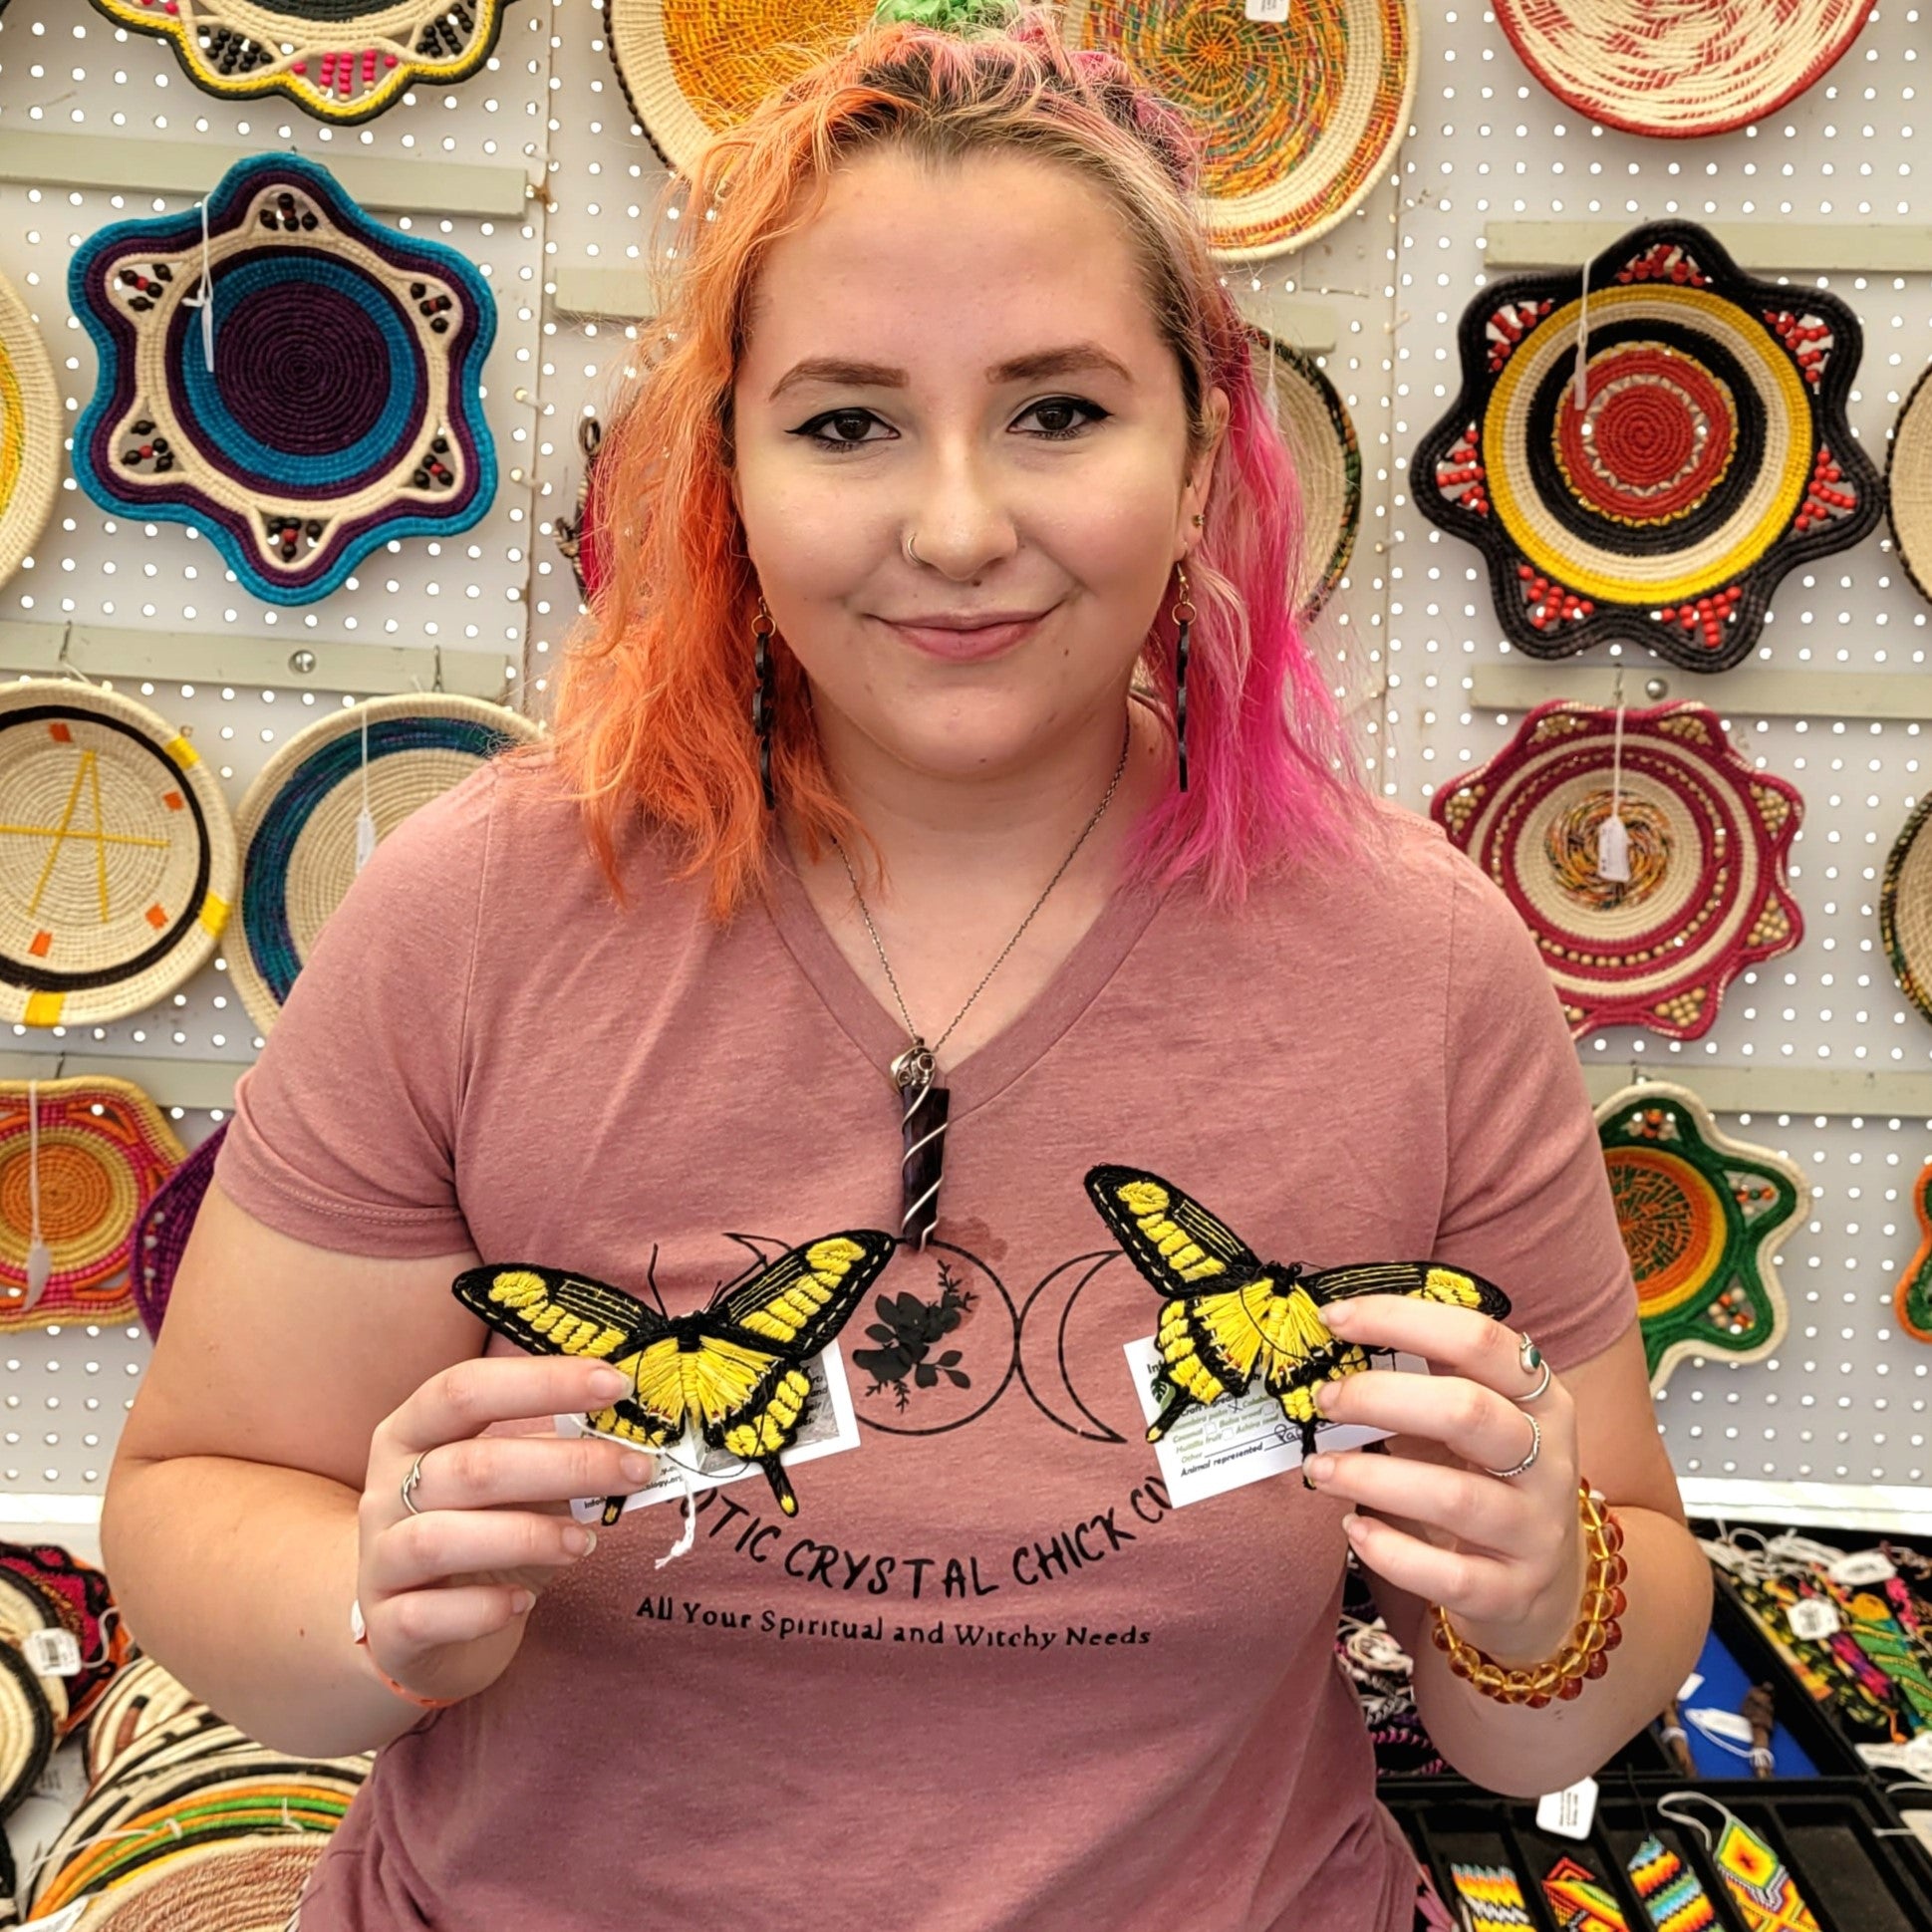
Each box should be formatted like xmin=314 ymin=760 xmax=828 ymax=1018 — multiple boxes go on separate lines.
xmin=1430 ymin=1482 xmax=1626 ymax=1707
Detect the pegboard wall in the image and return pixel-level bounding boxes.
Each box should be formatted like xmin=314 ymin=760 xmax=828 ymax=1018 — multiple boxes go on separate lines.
xmin=0 ymin=0 xmax=1927 ymax=1533
xmin=1378 ymin=0 xmax=1932 ymax=1517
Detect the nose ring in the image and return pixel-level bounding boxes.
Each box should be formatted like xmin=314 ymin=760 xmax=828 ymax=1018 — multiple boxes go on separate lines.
xmin=905 ymin=532 xmax=923 ymax=566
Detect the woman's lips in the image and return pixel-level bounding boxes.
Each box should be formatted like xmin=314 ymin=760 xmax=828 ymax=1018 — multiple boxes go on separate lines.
xmin=880 ymin=611 xmax=1050 ymax=663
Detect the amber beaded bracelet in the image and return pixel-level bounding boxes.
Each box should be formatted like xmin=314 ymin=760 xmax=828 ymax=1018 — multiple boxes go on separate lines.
xmin=1428 ymin=1482 xmax=1627 ymax=1707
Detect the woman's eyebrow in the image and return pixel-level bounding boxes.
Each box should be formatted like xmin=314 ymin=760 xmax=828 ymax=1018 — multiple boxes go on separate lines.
xmin=767 ymin=357 xmax=904 ymax=400
xmin=992 ymin=344 xmax=1136 ymax=388
xmin=766 ymin=341 xmax=1135 ymax=401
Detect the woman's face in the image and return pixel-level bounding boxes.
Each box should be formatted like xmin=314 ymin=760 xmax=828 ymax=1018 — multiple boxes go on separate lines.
xmin=730 ymin=146 xmax=1225 ymax=788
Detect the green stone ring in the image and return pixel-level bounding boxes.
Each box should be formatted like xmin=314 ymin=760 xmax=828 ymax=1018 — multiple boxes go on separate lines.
xmin=1517 ymin=1333 xmax=1552 ymax=1403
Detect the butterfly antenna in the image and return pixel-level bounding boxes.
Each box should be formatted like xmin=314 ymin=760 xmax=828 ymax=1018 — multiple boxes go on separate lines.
xmin=644 ymin=1243 xmax=670 ymax=1320
xmin=717 ymin=1231 xmax=779 ymax=1290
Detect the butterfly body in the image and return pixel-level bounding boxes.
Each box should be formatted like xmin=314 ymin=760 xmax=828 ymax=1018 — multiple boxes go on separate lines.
xmin=453 ymin=1232 xmax=895 ymax=1523
xmin=1085 ymin=1166 xmax=1511 ymax=1459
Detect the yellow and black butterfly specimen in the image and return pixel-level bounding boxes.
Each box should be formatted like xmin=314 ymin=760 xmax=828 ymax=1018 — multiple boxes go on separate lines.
xmin=1084 ymin=1166 xmax=1512 ymax=1458
xmin=451 ymin=1231 xmax=896 ymax=1523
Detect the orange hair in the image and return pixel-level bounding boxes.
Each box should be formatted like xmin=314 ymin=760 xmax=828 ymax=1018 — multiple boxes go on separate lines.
xmin=520 ymin=4 xmax=1363 ymax=917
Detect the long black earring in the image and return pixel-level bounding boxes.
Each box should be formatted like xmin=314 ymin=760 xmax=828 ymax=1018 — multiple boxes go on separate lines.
xmin=752 ymin=599 xmax=776 ymax=811
xmin=1171 ymin=560 xmax=1194 ymax=794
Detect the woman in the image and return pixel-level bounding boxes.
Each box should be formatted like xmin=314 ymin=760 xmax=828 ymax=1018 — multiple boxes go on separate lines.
xmin=103 ymin=9 xmax=1711 ymax=1929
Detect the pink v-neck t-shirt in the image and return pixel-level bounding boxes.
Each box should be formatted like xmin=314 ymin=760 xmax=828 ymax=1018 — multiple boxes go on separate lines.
xmin=213 ymin=755 xmax=1637 ymax=1932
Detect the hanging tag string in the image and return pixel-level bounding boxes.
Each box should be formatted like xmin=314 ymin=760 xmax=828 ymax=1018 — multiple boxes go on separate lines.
xmin=181 ymin=196 xmax=216 ymax=376
xmin=354 ymin=709 xmax=378 ymax=874
xmin=1597 ymin=667 xmax=1631 ymax=884
xmin=22 ymin=1079 xmax=50 ymax=1312
xmin=568 ymin=1416 xmax=722 ymax=1569
xmin=1655 ymin=1789 xmax=1727 ymax=1851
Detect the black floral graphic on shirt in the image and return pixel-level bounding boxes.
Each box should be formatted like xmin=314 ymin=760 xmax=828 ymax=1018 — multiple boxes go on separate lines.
xmin=851 ymin=1241 xmax=1017 ymax=1438
xmin=853 ymin=1260 xmax=977 ymax=1410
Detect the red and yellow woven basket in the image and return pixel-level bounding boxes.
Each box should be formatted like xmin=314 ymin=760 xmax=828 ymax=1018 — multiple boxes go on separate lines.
xmin=0 ymin=1077 xmax=184 ymax=1332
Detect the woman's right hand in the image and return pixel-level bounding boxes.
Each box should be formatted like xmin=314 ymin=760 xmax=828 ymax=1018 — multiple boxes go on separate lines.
xmin=355 ymin=1357 xmax=657 ymax=1706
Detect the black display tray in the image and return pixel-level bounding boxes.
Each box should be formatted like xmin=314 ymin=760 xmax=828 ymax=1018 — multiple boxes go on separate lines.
xmin=1688 ymin=1516 xmax=1932 ymax=1779
xmin=1383 ymin=1780 xmax=1932 ymax=1932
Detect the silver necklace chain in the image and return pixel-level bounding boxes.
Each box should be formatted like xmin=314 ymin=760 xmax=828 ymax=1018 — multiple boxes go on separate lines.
xmin=834 ymin=730 xmax=1131 ymax=1094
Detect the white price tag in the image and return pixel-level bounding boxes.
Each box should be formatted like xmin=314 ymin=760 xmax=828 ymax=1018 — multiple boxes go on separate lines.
xmin=1827 ymin=1549 xmax=1896 ymax=1586
xmin=1123 ymin=1338 xmax=1422 ymax=1507
xmin=1787 ymin=1597 xmax=1842 ymax=1642
xmin=1689 ymin=1706 xmax=1758 ymax=1747
xmin=556 ymin=1341 xmax=860 ymax=1523
xmin=24 ymin=1627 xmax=80 ymax=1677
xmin=1244 ymin=0 xmax=1291 ymax=17
xmin=1535 ymin=1776 xmax=1598 ymax=1842
xmin=1676 ymin=1671 xmax=1705 ymax=1703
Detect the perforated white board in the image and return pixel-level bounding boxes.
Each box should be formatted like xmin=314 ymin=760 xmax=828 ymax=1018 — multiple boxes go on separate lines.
xmin=1386 ymin=2 xmax=1932 ymax=1499
xmin=0 ymin=0 xmax=1926 ymax=1525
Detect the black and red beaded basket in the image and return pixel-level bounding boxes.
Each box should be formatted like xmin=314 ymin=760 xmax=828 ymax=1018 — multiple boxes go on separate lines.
xmin=1413 ymin=220 xmax=1879 ymax=673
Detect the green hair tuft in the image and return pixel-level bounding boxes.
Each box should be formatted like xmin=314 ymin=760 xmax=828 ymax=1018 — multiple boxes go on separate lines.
xmin=871 ymin=0 xmax=1013 ymax=33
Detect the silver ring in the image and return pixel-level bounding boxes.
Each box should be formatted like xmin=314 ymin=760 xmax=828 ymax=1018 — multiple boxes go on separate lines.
xmin=905 ymin=532 xmax=922 ymax=565
xmin=401 ymin=1454 xmax=427 ymax=1516
xmin=1517 ymin=1333 xmax=1552 ymax=1403
xmin=1484 ymin=1410 xmax=1541 ymax=1482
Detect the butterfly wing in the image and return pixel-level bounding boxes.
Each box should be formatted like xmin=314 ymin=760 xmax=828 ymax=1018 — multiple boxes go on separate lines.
xmin=451 ymin=1261 xmax=655 ymax=1360
xmin=716 ymin=1231 xmax=898 ymax=1357
xmin=697 ymin=1230 xmax=897 ymax=1516
xmin=1263 ymin=1261 xmax=1515 ymax=1431
xmin=1084 ymin=1168 xmax=1274 ymax=1439
xmin=1083 ymin=1166 xmax=1261 ymax=1296
xmin=1147 ymin=1279 xmax=1281 ymax=1441
xmin=450 ymin=1263 xmax=678 ymax=1518
xmin=1305 ymin=1260 xmax=1512 ymax=1324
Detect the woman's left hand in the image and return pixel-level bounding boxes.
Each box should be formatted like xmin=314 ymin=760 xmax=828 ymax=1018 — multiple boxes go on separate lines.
xmin=1301 ymin=1295 xmax=1584 ymax=1668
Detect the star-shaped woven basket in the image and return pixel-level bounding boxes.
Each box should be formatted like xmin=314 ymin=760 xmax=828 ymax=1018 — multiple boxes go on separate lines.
xmin=1596 ymin=1082 xmax=1807 ymax=1390
xmin=1414 ymin=220 xmax=1879 ymax=672
xmin=70 ymin=153 xmax=496 ymax=607
xmin=1433 ymin=700 xmax=1803 ymax=1041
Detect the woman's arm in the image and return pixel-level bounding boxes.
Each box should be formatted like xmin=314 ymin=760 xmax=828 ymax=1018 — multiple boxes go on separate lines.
xmin=1308 ymin=1308 xmax=1709 ymax=1797
xmin=103 ymin=1180 xmax=645 ymax=1758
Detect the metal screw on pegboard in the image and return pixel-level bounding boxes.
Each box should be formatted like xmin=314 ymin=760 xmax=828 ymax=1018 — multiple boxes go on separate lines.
xmin=288 ymin=651 xmax=316 ymax=677
xmin=1644 ymin=678 xmax=1669 ymax=700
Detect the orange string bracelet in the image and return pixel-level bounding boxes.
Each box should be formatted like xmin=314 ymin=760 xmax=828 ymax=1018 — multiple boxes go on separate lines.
xmin=1429 ymin=1481 xmax=1627 ymax=1708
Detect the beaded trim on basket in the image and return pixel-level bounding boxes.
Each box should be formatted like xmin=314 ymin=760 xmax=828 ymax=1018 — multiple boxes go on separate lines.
xmin=1432 ymin=700 xmax=1803 ymax=1043
xmin=1413 ymin=220 xmax=1880 ymax=672
xmin=1595 ymin=1081 xmax=1808 ymax=1391
xmin=84 ymin=0 xmax=521 ymax=125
